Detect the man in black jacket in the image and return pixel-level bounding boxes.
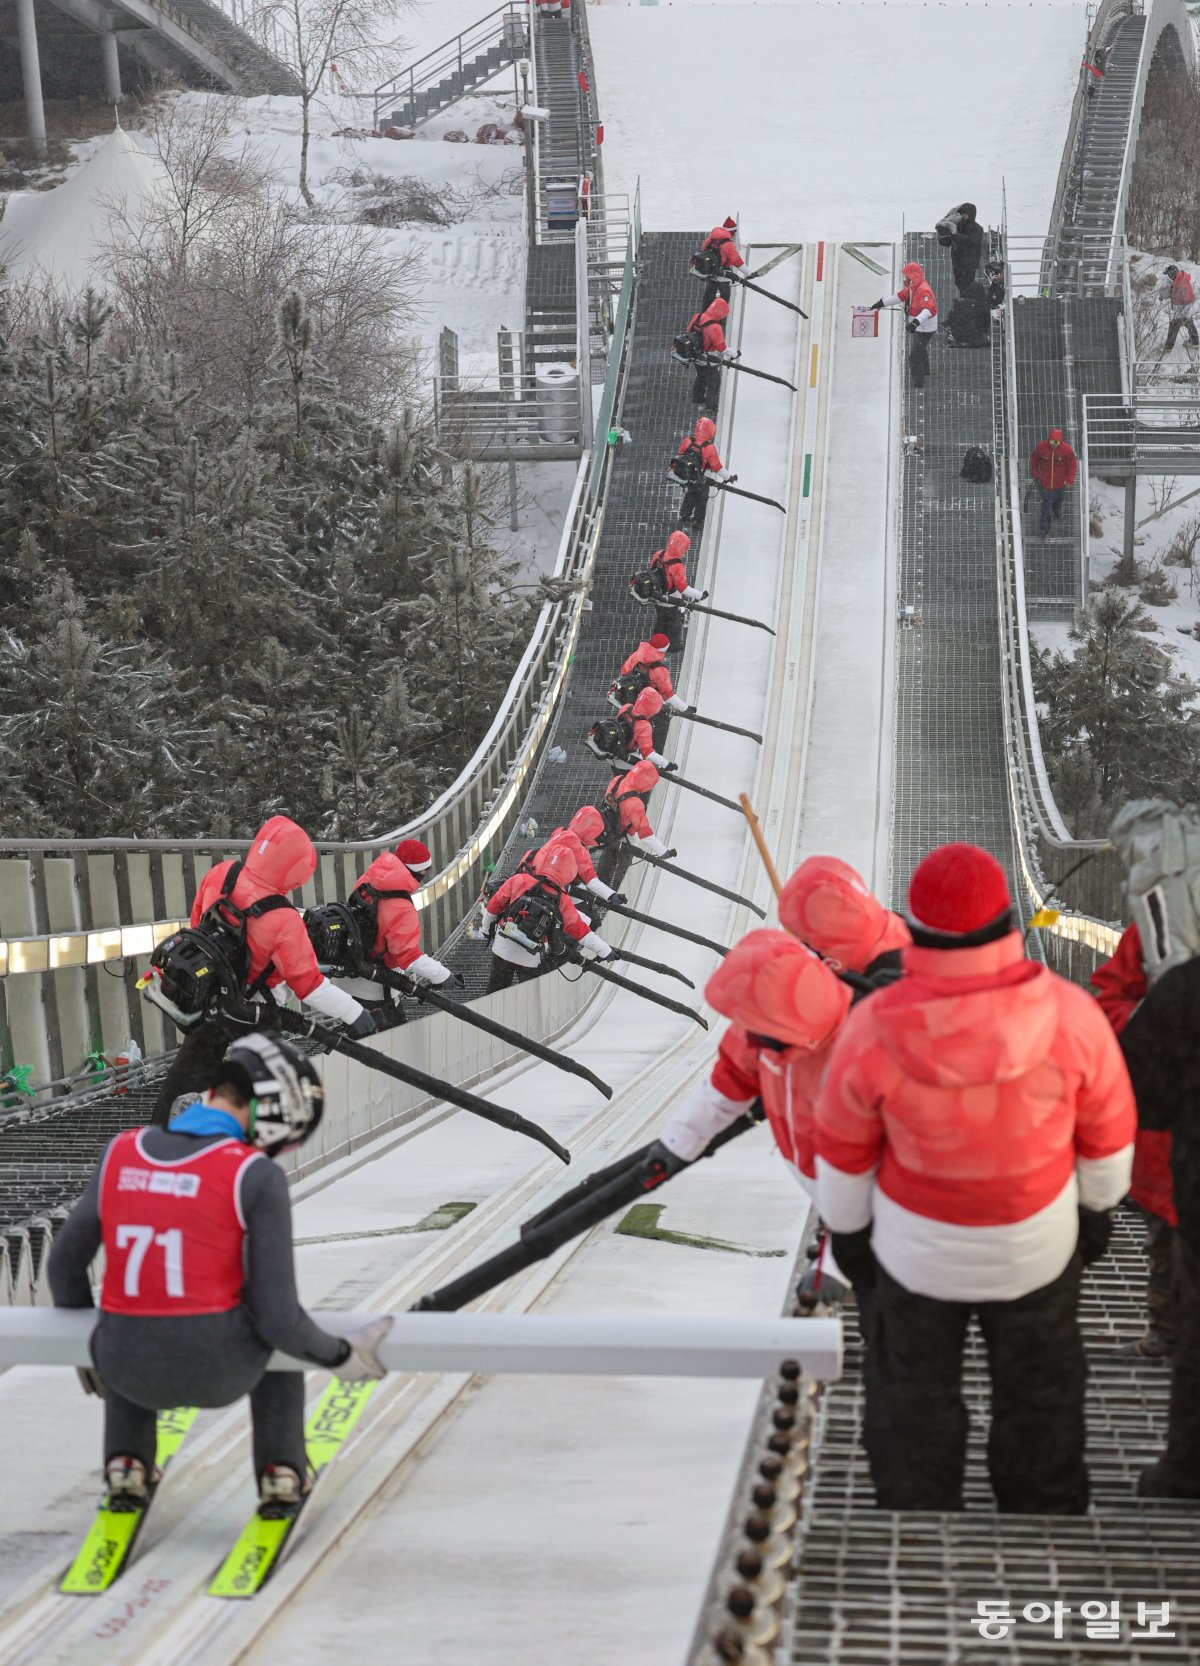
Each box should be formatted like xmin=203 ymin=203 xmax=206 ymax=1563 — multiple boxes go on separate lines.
xmin=937 ymin=202 xmax=985 ymax=294
xmin=1116 ymin=957 xmax=1200 ymax=1496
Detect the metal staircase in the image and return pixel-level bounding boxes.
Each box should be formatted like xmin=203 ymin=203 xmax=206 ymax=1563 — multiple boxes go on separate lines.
xmin=372 ymin=4 xmax=528 ymax=132
xmin=1056 ymin=15 xmax=1145 ymax=295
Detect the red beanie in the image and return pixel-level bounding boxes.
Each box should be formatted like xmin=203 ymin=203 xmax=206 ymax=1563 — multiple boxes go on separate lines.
xmin=395 ymin=838 xmax=432 ymax=875
xmin=908 ymin=844 xmax=1011 ymax=940
xmin=649 ymin=632 xmax=671 ymax=650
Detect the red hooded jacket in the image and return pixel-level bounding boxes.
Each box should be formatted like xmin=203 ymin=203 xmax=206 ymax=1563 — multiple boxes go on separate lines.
xmin=651 ymin=530 xmax=694 ymax=596
xmin=606 ymin=760 xmax=661 ymax=843
xmin=1030 ymin=433 xmax=1078 ymax=490
xmin=677 ymin=418 xmax=725 ymax=480
xmin=192 ymin=816 xmax=323 ymax=999
xmin=1091 ymin=921 xmax=1176 ymax=1224
xmin=779 ymin=855 xmax=911 ymax=972
xmin=686 ymin=297 xmax=730 ymax=356
xmin=485 ymin=872 xmax=591 ymax=943
xmin=816 ymin=933 xmax=1136 ymax=1301
xmin=617 ymin=686 xmax=665 ymax=761
xmin=352 ymin=851 xmax=422 ymax=972
xmin=620 ymin=641 xmax=676 ymax=702
xmin=536 ymin=808 xmax=606 ymax=892
xmin=701 ymin=224 xmax=744 ymax=272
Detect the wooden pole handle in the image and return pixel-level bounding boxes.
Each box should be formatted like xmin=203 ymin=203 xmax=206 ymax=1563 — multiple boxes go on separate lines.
xmin=739 ymin=793 xmax=783 ymax=900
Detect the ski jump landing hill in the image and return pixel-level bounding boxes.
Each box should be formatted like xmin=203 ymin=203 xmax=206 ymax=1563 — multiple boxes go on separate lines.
xmin=2 ymin=2 xmax=1198 ymax=1662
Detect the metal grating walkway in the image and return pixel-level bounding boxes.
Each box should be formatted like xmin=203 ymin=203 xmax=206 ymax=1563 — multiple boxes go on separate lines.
xmin=890 ymin=232 xmax=1018 ymax=905
xmin=788 ymin=1211 xmax=1199 ymax=1665
xmin=454 ymin=232 xmax=704 ymax=992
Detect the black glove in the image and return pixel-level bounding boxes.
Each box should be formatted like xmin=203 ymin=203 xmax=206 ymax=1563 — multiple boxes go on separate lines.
xmin=830 ymin=1226 xmax=877 ymax=1292
xmin=77 ymin=1367 xmax=105 ymax=1398
xmin=449 ymin=971 xmax=466 ymax=989
xmin=905 ymin=319 xmax=919 ymax=335
xmin=610 ymin=892 xmax=628 ymax=906
xmin=345 ymin=1008 xmax=377 ymax=1039
xmin=701 ymin=590 xmax=710 ymax=600
xmin=1077 ymin=1206 xmax=1115 ymax=1268
xmin=661 ymin=761 xmax=678 ymax=774
xmin=870 ymin=298 xmax=884 ymax=311
xmin=743 ymin=269 xmax=758 ymax=281
xmin=663 ymin=848 xmax=678 ymax=860
xmin=644 ymin=1139 xmax=690 ymax=1181
xmin=687 ymin=704 xmax=698 ymax=715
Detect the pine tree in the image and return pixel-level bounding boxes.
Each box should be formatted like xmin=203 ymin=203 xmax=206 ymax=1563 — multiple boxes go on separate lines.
xmin=1035 ymin=588 xmax=1200 ymax=833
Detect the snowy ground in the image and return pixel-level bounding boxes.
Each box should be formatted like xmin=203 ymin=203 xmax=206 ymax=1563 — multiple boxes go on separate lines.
xmin=590 ymin=0 xmax=1085 ymax=240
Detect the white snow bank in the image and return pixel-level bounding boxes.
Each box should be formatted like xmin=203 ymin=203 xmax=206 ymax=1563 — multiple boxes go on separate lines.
xmin=590 ymin=1 xmax=1085 ymax=239
xmin=0 ymin=127 xmax=168 ymax=291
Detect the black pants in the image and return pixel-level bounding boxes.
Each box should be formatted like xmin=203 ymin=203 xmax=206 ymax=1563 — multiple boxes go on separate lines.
xmin=860 ymin=1256 xmax=1088 ymax=1513
xmin=908 ymin=331 xmax=931 ymax=388
xmin=680 ymin=480 xmax=712 ymax=532
xmin=1143 ymin=1234 xmax=1200 ymax=1495
xmin=151 ymin=1017 xmax=241 ymax=1126
xmin=93 ymin=1308 xmax=307 ymax=1480
xmin=701 ymin=277 xmax=732 ymax=310
xmin=654 ymin=603 xmax=688 ymax=654
xmin=1166 ymin=316 xmax=1199 ymax=350
xmin=691 ymin=362 xmax=720 ymax=413
xmin=651 ymin=709 xmax=672 ymax=753
xmin=951 ymin=252 xmax=978 ymax=294
xmin=485 ymin=955 xmax=541 ymax=994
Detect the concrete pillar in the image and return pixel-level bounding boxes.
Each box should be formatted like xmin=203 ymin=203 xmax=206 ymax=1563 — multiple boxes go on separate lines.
xmin=101 ymin=27 xmax=123 ymax=105
xmin=16 ymin=0 xmax=47 ymax=155
xmin=1124 ymin=475 xmax=1138 ymax=571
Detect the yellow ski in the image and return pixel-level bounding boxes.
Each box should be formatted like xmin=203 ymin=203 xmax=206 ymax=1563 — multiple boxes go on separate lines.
xmin=60 ymin=1407 xmax=199 ymax=1595
xmin=208 ymin=1378 xmax=377 ymax=1599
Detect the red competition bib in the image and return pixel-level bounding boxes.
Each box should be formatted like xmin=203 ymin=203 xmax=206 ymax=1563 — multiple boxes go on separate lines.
xmin=98 ymin=1129 xmax=261 ymax=1316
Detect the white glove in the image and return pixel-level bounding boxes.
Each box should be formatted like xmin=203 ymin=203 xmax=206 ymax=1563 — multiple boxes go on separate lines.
xmin=666 ymin=694 xmax=689 ymax=713
xmin=479 ymin=911 xmax=496 ymax=941
xmin=408 ymin=953 xmax=454 ymax=985
xmin=586 ymin=876 xmax=617 ymax=901
xmin=681 ymin=586 xmax=703 ymax=602
xmin=303 ymin=977 xmax=367 ymax=1026
xmin=337 ymin=1316 xmax=393 ymax=1382
xmin=578 ymin=932 xmax=612 ymax=961
xmin=647 ymin=750 xmax=672 ymax=769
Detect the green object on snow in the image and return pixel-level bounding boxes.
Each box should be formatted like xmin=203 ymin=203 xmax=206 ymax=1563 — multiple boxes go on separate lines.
xmin=615 ymin=1202 xmax=786 ymax=1258
xmin=295 ymin=1200 xmax=476 ymax=1248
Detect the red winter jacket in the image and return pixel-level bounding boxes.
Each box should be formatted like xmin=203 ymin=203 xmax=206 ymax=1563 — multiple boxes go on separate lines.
xmin=687 ymin=298 xmax=730 ymax=356
xmin=485 ymin=871 xmax=590 ymax=942
xmin=652 ymin=530 xmax=693 ymax=596
xmin=779 ymin=855 xmax=911 ymax=971
xmin=621 ymin=640 xmax=676 ymax=702
xmin=536 ymin=808 xmax=607 ymax=893
xmin=606 ymin=760 xmax=662 ymax=844
xmin=193 ymin=816 xmax=322 ymax=999
xmin=702 ymin=225 xmax=745 ymax=272
xmin=677 ymin=434 xmax=725 ymax=479
xmin=816 ymin=932 xmax=1136 ymax=1301
xmin=353 ymin=850 xmax=422 ymax=972
xmin=617 ymin=687 xmax=665 ymax=762
xmin=1091 ymin=922 xmax=1176 ymax=1224
xmin=1030 ymin=437 xmax=1078 ymax=490
xmin=890 ymin=274 xmax=937 ymax=330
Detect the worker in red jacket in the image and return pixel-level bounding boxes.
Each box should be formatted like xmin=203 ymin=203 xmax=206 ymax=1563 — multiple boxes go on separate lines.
xmin=1092 ymin=922 xmax=1178 ymax=1360
xmin=1029 ymin=426 xmax=1078 ymax=535
xmin=601 ymin=759 xmax=672 ymax=881
xmin=616 ymin=632 xmax=690 ymax=752
xmin=679 ymin=296 xmax=735 ymax=414
xmin=147 ymin=816 xmax=374 ymax=1125
xmin=694 ymin=216 xmax=750 ymax=307
xmin=350 ymin=838 xmax=457 ymax=987
xmin=1164 ymin=264 xmax=1198 ymax=356
xmin=649 ymin=530 xmax=704 ymax=649
xmin=670 ymin=417 xmax=733 ymax=535
xmin=535 ymin=808 xmax=623 ymax=905
xmin=871 ymin=262 xmax=937 ymax=389
xmin=815 ymin=843 xmax=1136 ymax=1514
xmin=480 ymin=869 xmax=611 ymax=993
xmin=613 ymin=685 xmax=673 ymax=769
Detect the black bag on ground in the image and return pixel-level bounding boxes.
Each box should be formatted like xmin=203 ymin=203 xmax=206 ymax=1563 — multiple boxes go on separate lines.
xmin=960 ymin=446 xmax=993 ymax=484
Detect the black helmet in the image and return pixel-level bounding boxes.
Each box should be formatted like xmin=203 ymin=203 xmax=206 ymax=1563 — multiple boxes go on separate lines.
xmin=1166 ymin=264 xmax=1180 ymax=278
xmin=219 ymin=1033 xmax=324 ymax=1156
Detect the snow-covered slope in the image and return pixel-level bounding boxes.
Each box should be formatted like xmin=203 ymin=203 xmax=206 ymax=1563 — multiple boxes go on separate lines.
xmin=590 ymin=0 xmax=1085 ymax=238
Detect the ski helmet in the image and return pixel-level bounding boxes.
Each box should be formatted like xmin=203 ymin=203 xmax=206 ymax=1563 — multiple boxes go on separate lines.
xmin=219 ymin=1033 xmax=324 ymax=1156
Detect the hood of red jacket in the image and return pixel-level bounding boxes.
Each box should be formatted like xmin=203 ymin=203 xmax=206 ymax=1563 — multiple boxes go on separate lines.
xmin=706 ymin=929 xmax=850 ymax=1051
xmin=633 ymin=687 xmax=663 ymax=718
xmin=778 ymin=856 xmax=910 ymax=972
xmin=566 ymin=807 xmax=604 ymax=847
xmin=360 ymin=850 xmax=420 ymax=895
xmin=665 ymin=530 xmax=691 ymax=560
xmin=612 ymin=760 xmax=659 ymax=795
xmin=872 ymin=933 xmax=1057 ymax=1087
xmin=241 ymin=816 xmax=316 ymax=897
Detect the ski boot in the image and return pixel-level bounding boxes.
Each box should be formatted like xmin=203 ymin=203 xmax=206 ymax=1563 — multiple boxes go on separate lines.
xmin=104 ymin=1455 xmax=152 ymax=1511
xmin=258 ymin=1464 xmax=312 ymax=1520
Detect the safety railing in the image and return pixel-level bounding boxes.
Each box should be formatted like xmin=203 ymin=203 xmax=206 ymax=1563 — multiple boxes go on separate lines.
xmin=433 ymin=369 xmax=585 ymax=459
xmin=1007 ymin=233 xmax=1125 ymax=302
xmin=0 ymin=188 xmax=642 ymax=1097
xmin=371 ymin=4 xmax=528 ymax=131
xmin=1084 ymin=391 xmax=1200 ymax=471
xmin=206 ymin=0 xmax=296 ymax=66
xmin=995 ymin=233 xmax=1124 ymax=980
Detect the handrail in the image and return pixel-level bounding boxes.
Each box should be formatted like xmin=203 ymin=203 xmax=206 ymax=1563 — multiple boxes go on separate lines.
xmin=372 ymin=4 xmax=527 ymax=130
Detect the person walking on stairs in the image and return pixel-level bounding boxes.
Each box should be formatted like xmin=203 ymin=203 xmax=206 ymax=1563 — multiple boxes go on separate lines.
xmin=1030 ymin=427 xmax=1077 ymax=537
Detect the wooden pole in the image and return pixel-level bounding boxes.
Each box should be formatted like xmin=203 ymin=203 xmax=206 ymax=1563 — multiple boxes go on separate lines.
xmin=738 ymin=793 xmax=783 ymax=900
